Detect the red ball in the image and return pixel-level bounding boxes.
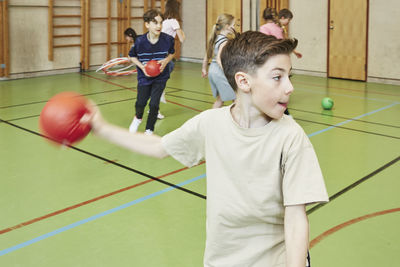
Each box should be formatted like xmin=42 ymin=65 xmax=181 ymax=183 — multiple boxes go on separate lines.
xmin=39 ymin=91 xmax=91 ymax=146
xmin=145 ymin=60 xmax=161 ymax=77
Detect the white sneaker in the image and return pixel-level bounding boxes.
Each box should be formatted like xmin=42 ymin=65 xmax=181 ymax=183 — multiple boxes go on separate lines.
xmin=157 ymin=112 xmax=165 ymax=119
xmin=160 ymin=92 xmax=167 ymax=103
xmin=129 ymin=116 xmax=142 ymax=133
xmin=144 ymin=129 xmax=153 ymax=135
xmin=147 ymin=110 xmax=165 ymax=120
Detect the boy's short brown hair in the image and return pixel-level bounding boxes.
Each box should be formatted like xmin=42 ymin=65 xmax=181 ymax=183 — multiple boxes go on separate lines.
xmin=220 ymin=31 xmax=298 ymax=91
xmin=143 ymin=9 xmax=164 ymax=23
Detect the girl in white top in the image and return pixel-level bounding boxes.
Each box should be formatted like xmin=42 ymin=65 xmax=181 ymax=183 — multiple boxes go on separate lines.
xmin=157 ymin=0 xmax=185 ymax=118
xmin=162 ymin=0 xmax=185 ymax=42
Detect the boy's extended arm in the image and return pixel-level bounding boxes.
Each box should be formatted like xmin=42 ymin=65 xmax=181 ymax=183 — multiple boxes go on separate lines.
xmin=84 ymin=103 xmax=169 ymax=159
xmin=95 ymin=122 xmax=168 ymax=159
xmin=284 ymin=205 xmax=309 ymax=267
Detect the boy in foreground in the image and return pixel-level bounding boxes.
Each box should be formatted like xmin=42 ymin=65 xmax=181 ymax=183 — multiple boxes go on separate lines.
xmin=84 ymin=31 xmax=328 ymax=267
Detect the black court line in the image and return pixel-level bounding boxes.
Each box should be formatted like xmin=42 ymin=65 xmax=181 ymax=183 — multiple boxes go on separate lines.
xmin=3 ymin=88 xmax=182 ymax=122
xmin=0 ymin=118 xmax=207 ymax=200
xmin=168 ymin=87 xmax=400 ymax=128
xmin=0 ymin=87 xmax=136 ymax=109
xmin=168 ymin=86 xmax=400 ymax=129
xmin=162 ymin=93 xmax=400 ymax=140
xmin=290 ymin=108 xmax=400 ymax=129
xmin=166 ymin=86 xmax=214 ymax=96
xmin=307 ymin=156 xmax=400 ymax=215
xmin=296 ymin=118 xmax=400 ymax=140
xmin=2 ymin=97 xmax=138 ymax=122
xmin=166 ymin=94 xmax=215 ymax=105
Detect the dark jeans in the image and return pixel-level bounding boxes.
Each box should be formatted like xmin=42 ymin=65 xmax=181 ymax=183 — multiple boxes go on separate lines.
xmin=168 ymin=60 xmax=175 ymax=74
xmin=135 ymin=82 xmax=166 ymax=131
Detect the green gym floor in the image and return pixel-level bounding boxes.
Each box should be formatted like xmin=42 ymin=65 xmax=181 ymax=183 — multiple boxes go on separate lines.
xmin=0 ymin=61 xmax=399 ymax=266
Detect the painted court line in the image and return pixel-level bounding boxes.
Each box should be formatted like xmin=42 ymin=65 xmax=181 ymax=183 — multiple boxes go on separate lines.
xmin=294 ymin=87 xmax=397 ymax=103
xmin=307 ymin=102 xmax=398 ymax=137
xmin=1 ymin=98 xmax=397 ymax=256
xmin=0 ymin=174 xmax=206 ymax=256
xmin=310 ymin=207 xmax=400 ymax=249
xmin=294 ymin=81 xmax=400 ymax=97
xmin=0 ymin=163 xmax=204 ymax=235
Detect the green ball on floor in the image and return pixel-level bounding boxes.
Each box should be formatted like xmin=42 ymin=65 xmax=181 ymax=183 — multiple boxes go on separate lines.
xmin=321 ymin=97 xmax=334 ymax=110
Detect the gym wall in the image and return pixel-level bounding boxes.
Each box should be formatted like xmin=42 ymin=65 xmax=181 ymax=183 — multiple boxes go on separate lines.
xmin=3 ymin=0 xmax=400 ymax=85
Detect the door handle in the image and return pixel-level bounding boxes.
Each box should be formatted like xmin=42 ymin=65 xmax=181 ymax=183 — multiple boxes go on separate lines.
xmin=329 ymin=25 xmax=334 ymax=30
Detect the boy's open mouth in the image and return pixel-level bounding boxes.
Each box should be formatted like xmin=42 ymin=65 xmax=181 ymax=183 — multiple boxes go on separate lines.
xmin=278 ymin=102 xmax=288 ymax=108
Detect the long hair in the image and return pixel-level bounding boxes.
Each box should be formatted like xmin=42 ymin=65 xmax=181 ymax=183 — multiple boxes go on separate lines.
xmin=278 ymin=8 xmax=293 ymax=19
xmin=164 ymin=0 xmax=181 ymax=21
xmin=124 ymin=28 xmax=137 ymax=42
xmin=263 ymin=7 xmax=278 ymax=23
xmin=206 ymin=13 xmax=235 ymax=61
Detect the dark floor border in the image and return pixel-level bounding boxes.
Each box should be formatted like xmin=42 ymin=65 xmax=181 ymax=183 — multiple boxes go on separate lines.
xmin=307 ymin=156 xmax=400 ymax=215
xmin=0 ymin=118 xmax=207 ymax=200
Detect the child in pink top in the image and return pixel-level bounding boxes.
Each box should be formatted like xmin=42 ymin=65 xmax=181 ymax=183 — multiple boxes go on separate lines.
xmin=259 ymin=8 xmax=283 ymax=39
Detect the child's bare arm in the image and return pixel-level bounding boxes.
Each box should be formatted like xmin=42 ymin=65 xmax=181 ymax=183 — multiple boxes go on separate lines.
xmin=216 ymin=41 xmax=227 ymax=69
xmin=158 ymin=53 xmax=175 ymax=72
xmin=129 ymin=56 xmax=144 ymax=70
xmin=284 ymin=204 xmax=309 ymax=267
xmin=176 ymin=29 xmax=186 ymax=43
xmin=83 ymin=102 xmax=169 ymax=159
xmin=201 ymin=54 xmax=209 ymax=77
xmin=129 ymin=56 xmax=151 ymax=76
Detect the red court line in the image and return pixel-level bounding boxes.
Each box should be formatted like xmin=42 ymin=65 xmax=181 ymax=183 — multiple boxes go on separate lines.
xmin=310 ymin=207 xmax=400 ymax=249
xmin=83 ymin=73 xmax=205 ymax=113
xmin=0 ymin=161 xmax=205 ymax=235
xmin=295 ymin=81 xmax=400 ymax=97
xmin=81 ymin=73 xmax=137 ymax=92
xmin=166 ymin=99 xmax=203 ymax=112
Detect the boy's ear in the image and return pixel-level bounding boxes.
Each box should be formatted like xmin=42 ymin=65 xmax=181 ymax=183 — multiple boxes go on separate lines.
xmin=144 ymin=21 xmax=150 ymax=29
xmin=235 ymin=72 xmax=251 ymax=93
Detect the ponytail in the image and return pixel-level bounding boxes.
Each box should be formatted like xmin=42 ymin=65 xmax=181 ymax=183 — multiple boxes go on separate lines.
xmin=205 ymin=14 xmax=234 ymax=62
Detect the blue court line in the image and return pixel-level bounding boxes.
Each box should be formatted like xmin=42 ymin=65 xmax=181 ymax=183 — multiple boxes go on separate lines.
xmin=307 ymin=102 xmax=399 ymax=138
xmin=0 ymin=174 xmax=206 ymax=257
xmin=1 ymin=102 xmax=398 ymax=257
xmin=294 ymin=87 xmax=398 ymax=103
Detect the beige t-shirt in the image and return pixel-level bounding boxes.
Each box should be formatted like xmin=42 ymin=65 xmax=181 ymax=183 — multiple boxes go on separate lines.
xmin=162 ymin=106 xmax=329 ymax=267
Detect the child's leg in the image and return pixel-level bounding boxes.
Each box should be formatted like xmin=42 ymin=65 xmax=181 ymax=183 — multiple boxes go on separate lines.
xmin=129 ymin=84 xmax=151 ymax=132
xmin=145 ymin=82 xmax=166 ymax=131
xmin=212 ymin=95 xmax=223 ymax=109
xmin=135 ymin=84 xmax=152 ymax=119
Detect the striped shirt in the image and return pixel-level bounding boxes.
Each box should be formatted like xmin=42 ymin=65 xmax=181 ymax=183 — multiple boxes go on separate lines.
xmin=129 ymin=32 xmax=175 ymax=85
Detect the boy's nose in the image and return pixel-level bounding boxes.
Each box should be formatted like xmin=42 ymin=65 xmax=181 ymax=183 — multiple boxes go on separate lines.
xmin=285 ymin=80 xmax=294 ymax=95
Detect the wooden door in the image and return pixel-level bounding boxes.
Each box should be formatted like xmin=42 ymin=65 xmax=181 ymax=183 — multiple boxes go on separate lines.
xmin=328 ymin=0 xmax=368 ymax=81
xmin=206 ymin=0 xmax=242 ymax=43
xmin=0 ymin=0 xmax=9 ymax=77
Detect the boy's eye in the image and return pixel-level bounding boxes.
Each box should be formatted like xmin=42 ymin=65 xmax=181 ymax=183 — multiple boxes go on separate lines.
xmin=273 ymin=75 xmax=281 ymax=81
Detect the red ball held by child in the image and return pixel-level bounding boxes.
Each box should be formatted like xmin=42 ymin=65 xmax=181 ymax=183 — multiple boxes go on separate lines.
xmin=145 ymin=60 xmax=161 ymax=77
xmin=39 ymin=91 xmax=92 ymax=146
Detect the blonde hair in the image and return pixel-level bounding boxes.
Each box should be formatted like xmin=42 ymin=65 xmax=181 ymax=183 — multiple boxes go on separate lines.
xmin=206 ymin=13 xmax=235 ymax=61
